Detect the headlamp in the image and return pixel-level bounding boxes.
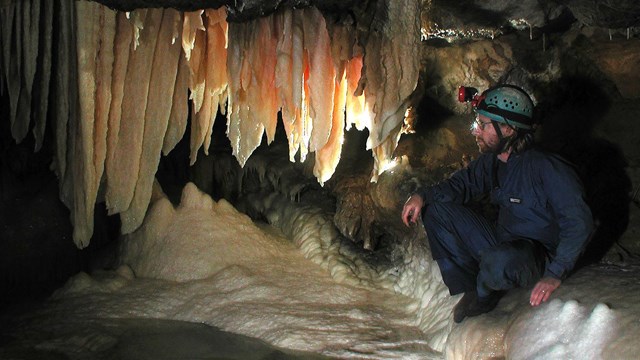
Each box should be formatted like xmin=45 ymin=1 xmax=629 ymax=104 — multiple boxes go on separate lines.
xmin=457 ymin=86 xmax=482 ymax=108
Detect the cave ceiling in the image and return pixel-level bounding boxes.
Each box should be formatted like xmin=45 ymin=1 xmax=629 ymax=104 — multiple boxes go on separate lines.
xmin=91 ymin=0 xmax=640 ymax=31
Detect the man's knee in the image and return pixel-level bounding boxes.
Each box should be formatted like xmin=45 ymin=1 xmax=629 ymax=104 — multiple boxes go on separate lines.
xmin=479 ymin=240 xmax=545 ymax=291
xmin=437 ymin=257 xmax=478 ymax=295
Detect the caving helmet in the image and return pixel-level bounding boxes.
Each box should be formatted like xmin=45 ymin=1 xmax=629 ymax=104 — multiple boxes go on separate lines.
xmin=474 ymin=85 xmax=534 ymax=130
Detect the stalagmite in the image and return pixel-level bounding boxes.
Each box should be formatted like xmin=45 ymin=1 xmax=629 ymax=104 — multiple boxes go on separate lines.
xmin=105 ymin=9 xmax=162 ymax=215
xmin=120 ymin=9 xmax=182 ymax=234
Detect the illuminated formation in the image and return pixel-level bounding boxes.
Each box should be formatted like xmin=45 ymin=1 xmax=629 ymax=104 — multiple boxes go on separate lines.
xmin=0 ymin=0 xmax=419 ymax=247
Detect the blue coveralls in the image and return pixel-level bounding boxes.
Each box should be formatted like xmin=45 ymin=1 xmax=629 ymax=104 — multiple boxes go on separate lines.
xmin=415 ymin=148 xmax=594 ymax=297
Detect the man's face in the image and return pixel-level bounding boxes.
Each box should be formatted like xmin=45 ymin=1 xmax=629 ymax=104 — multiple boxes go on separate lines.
xmin=470 ymin=114 xmax=501 ymax=153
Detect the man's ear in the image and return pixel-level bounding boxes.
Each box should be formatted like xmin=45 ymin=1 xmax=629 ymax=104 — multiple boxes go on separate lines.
xmin=501 ymin=125 xmax=516 ymax=137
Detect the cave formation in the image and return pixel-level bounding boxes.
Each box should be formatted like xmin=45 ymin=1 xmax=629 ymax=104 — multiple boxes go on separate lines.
xmin=2 ymin=0 xmax=640 ymax=358
xmin=2 ymin=0 xmax=420 ymax=249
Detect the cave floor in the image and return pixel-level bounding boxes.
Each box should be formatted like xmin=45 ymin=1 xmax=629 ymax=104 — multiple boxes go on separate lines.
xmin=0 ymin=313 xmax=329 ymax=360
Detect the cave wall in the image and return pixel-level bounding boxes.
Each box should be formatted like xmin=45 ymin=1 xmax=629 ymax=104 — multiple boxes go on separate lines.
xmin=393 ymin=23 xmax=640 ymax=265
xmin=1 ymin=0 xmax=640 ymax=302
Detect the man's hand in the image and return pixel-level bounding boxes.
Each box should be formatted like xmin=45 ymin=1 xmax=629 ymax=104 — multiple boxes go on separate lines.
xmin=402 ymin=194 xmax=424 ymax=227
xmin=530 ymin=277 xmax=561 ymax=306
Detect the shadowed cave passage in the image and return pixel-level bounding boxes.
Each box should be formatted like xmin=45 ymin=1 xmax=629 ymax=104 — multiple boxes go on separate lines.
xmin=537 ymin=76 xmax=633 ymax=267
xmin=0 ymin=92 xmax=120 ymax=304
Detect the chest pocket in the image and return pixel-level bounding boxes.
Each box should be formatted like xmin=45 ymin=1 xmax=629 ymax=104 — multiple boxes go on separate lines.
xmin=508 ymin=196 xmax=523 ymax=204
xmin=491 ymin=184 xmax=544 ymax=209
xmin=500 ymin=191 xmax=547 ymax=212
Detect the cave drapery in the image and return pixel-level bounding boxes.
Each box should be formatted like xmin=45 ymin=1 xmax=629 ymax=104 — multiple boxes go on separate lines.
xmin=0 ymin=0 xmax=420 ymax=248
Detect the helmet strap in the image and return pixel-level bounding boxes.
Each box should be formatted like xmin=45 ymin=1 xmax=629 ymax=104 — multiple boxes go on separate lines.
xmin=491 ymin=121 xmax=510 ymax=154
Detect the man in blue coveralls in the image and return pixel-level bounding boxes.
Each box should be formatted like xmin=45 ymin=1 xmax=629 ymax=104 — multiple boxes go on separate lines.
xmin=401 ymin=85 xmax=594 ymax=323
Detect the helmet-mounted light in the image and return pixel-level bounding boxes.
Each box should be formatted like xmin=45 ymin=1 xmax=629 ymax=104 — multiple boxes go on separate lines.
xmin=457 ymin=86 xmax=483 ymax=108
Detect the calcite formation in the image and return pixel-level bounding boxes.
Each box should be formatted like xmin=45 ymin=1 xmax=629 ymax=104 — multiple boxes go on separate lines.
xmin=0 ymin=0 xmax=420 ymax=247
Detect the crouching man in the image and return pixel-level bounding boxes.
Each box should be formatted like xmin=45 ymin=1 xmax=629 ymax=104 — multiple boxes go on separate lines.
xmin=402 ymin=85 xmax=594 ymax=323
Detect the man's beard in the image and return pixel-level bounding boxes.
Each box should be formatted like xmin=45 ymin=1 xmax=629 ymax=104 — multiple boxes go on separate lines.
xmin=476 ymin=137 xmax=499 ymax=153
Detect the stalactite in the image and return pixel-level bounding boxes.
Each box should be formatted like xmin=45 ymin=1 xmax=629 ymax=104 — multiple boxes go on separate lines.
xmin=0 ymin=0 xmax=419 ymax=248
xmin=105 ymin=9 xmax=162 ymax=216
xmin=314 ymin=64 xmax=346 ymax=185
xmin=187 ymin=21 xmax=209 ymax=163
xmin=162 ymin=52 xmax=190 ymax=156
xmin=201 ymin=8 xmax=228 ymax=154
xmin=274 ymin=10 xmax=297 ymax=162
xmin=120 ymin=9 xmax=183 ymax=234
xmin=0 ymin=4 xmax=13 ymax=92
xmin=226 ymin=20 xmax=262 ymax=167
xmin=371 ymin=124 xmax=403 ymax=182
xmin=304 ymin=7 xmax=336 ymax=154
xmin=288 ymin=9 xmax=310 ymax=163
xmin=72 ymin=1 xmax=116 ymax=248
xmin=345 ymin=54 xmax=371 ymax=132
xmin=105 ymin=11 xmax=134 ymax=194
xmin=360 ymin=0 xmax=420 ymax=153
xmin=92 ymin=3 xmax=117 ymax=214
xmin=7 ymin=2 xmax=22 ymax=127
xmin=181 ymin=10 xmax=203 ymax=62
xmin=183 ymin=8 xmax=228 ymax=165
xmin=130 ymin=10 xmax=147 ymax=50
xmin=32 ymin=0 xmax=53 ymax=152
xmin=56 ymin=0 xmax=78 ymax=211
xmin=13 ymin=0 xmax=39 ymax=143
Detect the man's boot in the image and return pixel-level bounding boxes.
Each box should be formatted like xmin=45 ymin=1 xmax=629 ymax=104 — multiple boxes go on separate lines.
xmin=464 ymin=291 xmax=503 ymax=319
xmin=453 ymin=291 xmax=477 ymax=323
